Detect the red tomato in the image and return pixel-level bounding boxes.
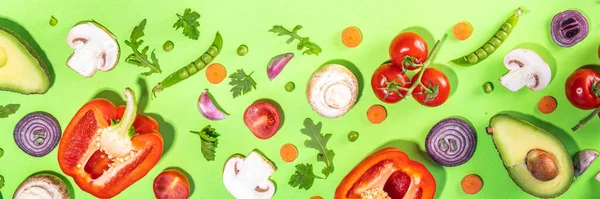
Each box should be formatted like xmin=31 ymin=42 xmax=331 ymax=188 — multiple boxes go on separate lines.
xmin=243 ymin=102 xmax=281 ymax=139
xmin=153 ymin=169 xmax=190 ymax=199
xmin=411 ymin=68 xmax=450 ymax=107
xmin=371 ymin=63 xmax=412 ymax=104
xmin=389 ymin=32 xmax=429 ymax=71
xmin=565 ymin=68 xmax=600 ymax=110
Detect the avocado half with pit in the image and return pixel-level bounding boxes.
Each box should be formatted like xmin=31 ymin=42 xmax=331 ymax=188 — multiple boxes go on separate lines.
xmin=487 ymin=114 xmax=573 ymax=198
xmin=0 ymin=26 xmax=50 ymax=94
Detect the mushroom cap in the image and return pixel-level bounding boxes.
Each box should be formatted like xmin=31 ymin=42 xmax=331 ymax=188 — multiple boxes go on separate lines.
xmin=306 ymin=64 xmax=359 ymax=118
xmin=66 ymin=21 xmax=119 ymax=72
xmin=13 ymin=173 xmax=70 ymax=199
xmin=503 ymin=48 xmax=551 ymax=91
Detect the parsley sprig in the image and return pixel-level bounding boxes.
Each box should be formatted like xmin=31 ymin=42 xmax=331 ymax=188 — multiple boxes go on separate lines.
xmin=173 ymin=8 xmax=201 ymax=40
xmin=228 ymin=69 xmax=257 ymax=98
xmin=191 ymin=125 xmax=220 ymax=161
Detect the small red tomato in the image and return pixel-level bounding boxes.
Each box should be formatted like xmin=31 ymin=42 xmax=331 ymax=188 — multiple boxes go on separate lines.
xmin=153 ymin=169 xmax=191 ymax=199
xmin=565 ymin=68 xmax=600 ymax=110
xmin=371 ymin=63 xmax=412 ymax=103
xmin=389 ymin=32 xmax=429 ymax=71
xmin=411 ymin=68 xmax=450 ymax=107
xmin=243 ymin=102 xmax=281 ymax=139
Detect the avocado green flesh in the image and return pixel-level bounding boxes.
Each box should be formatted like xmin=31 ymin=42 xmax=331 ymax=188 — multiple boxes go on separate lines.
xmin=0 ymin=28 xmax=49 ymax=94
xmin=489 ymin=114 xmax=573 ymax=198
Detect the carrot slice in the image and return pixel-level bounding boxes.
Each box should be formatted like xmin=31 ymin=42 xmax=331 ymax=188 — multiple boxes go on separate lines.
xmin=453 ymin=22 xmax=473 ymax=41
xmin=280 ymin=143 xmax=298 ymax=163
xmin=206 ymin=63 xmax=227 ymax=84
xmin=461 ymin=174 xmax=483 ymax=194
xmin=342 ymin=26 xmax=362 ymax=48
xmin=367 ymin=105 xmax=387 ymax=124
xmin=538 ymin=96 xmax=557 ymax=114
xmin=310 ymin=197 xmax=323 ymax=199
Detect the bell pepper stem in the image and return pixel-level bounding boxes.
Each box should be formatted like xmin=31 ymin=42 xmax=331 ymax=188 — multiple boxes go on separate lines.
xmin=572 ymin=106 xmax=600 ymax=131
xmin=115 ymin=88 xmax=138 ymax=136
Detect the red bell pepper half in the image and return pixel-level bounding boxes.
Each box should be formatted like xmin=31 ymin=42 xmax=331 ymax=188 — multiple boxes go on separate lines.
xmin=57 ymin=88 xmax=163 ymax=198
xmin=335 ymin=147 xmax=436 ymax=199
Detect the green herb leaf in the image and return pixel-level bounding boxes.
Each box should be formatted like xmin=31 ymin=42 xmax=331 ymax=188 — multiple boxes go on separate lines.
xmin=173 ymin=8 xmax=201 ymax=40
xmin=301 ymin=118 xmax=335 ymax=178
xmin=228 ymin=69 xmax=257 ymax=98
xmin=191 ymin=125 xmax=220 ymax=161
xmin=0 ymin=104 xmax=20 ymax=118
xmin=268 ymin=25 xmax=322 ymax=56
xmin=124 ymin=19 xmax=162 ymax=76
xmin=288 ymin=163 xmax=316 ymax=190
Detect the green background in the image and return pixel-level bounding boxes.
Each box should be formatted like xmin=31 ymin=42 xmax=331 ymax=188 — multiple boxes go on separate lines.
xmin=1 ymin=0 xmax=600 ymax=198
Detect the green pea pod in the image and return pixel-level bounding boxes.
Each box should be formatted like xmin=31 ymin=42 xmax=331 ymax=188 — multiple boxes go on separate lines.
xmin=152 ymin=32 xmax=223 ymax=97
xmin=450 ymin=7 xmax=527 ymax=67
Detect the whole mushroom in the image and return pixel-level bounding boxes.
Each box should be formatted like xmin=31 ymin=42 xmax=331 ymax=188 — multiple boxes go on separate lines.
xmin=500 ymin=48 xmax=551 ymax=92
xmin=13 ymin=173 xmax=70 ymax=199
xmin=223 ymin=151 xmax=276 ymax=199
xmin=66 ymin=21 xmax=119 ymax=78
xmin=306 ymin=63 xmax=359 ymax=118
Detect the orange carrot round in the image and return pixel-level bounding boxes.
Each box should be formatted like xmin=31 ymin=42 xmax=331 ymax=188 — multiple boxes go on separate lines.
xmin=206 ymin=63 xmax=227 ymax=84
xmin=342 ymin=26 xmax=363 ymax=48
xmin=280 ymin=143 xmax=298 ymax=163
xmin=310 ymin=197 xmax=323 ymax=199
xmin=461 ymin=174 xmax=483 ymax=194
xmin=367 ymin=105 xmax=387 ymax=124
xmin=538 ymin=96 xmax=557 ymax=114
xmin=453 ymin=22 xmax=473 ymax=41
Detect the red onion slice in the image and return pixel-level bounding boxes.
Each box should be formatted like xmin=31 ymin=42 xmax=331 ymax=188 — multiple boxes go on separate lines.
xmin=198 ymin=89 xmax=229 ymax=120
xmin=267 ymin=53 xmax=293 ymax=80
xmin=13 ymin=112 xmax=61 ymax=157
xmin=425 ymin=118 xmax=476 ymax=167
xmin=551 ymin=10 xmax=588 ymax=47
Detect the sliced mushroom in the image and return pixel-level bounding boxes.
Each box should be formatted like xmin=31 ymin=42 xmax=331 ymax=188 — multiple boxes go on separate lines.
xmin=66 ymin=21 xmax=119 ymax=78
xmin=223 ymin=151 xmax=276 ymax=199
xmin=13 ymin=173 xmax=70 ymax=199
xmin=306 ymin=64 xmax=359 ymax=118
xmin=500 ymin=48 xmax=551 ymax=92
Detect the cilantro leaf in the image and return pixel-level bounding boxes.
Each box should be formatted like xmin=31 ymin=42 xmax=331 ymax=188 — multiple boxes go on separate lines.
xmin=268 ymin=25 xmax=322 ymax=56
xmin=288 ymin=163 xmax=318 ymax=190
xmin=301 ymin=118 xmax=335 ymax=178
xmin=124 ymin=19 xmax=162 ymax=76
xmin=228 ymin=69 xmax=257 ymax=98
xmin=173 ymin=8 xmax=201 ymax=40
xmin=0 ymin=104 xmax=20 ymax=118
xmin=191 ymin=125 xmax=220 ymax=161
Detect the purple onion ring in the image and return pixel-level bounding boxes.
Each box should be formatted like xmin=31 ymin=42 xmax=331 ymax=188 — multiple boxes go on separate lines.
xmin=425 ymin=118 xmax=476 ymax=167
xmin=14 ymin=112 xmax=61 ymax=157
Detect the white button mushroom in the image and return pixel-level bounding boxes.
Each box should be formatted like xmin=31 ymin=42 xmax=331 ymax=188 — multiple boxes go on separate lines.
xmin=66 ymin=21 xmax=119 ymax=78
xmin=306 ymin=64 xmax=359 ymax=118
xmin=499 ymin=48 xmax=551 ymax=92
xmin=223 ymin=151 xmax=276 ymax=199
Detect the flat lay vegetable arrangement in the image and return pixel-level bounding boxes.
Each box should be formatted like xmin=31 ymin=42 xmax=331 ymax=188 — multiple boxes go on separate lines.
xmin=2 ymin=0 xmax=600 ymax=198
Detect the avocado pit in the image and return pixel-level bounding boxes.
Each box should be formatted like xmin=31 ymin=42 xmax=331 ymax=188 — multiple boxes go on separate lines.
xmin=526 ymin=149 xmax=558 ymax=181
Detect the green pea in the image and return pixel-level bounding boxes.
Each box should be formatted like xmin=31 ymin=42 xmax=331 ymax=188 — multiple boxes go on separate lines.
xmin=194 ymin=59 xmax=206 ymax=70
xmin=467 ymin=53 xmax=479 ymax=64
xmin=49 ymin=16 xmax=58 ymax=26
xmin=489 ymin=38 xmax=502 ymax=48
xmin=163 ymin=40 xmax=174 ymax=52
xmin=285 ymin=82 xmax=295 ymax=92
xmin=207 ymin=46 xmax=219 ymax=57
xmin=483 ymin=82 xmax=494 ymax=94
xmin=237 ymin=45 xmax=248 ymax=56
xmin=0 ymin=148 xmax=3 ymax=159
xmin=0 ymin=174 xmax=4 ymax=189
xmin=501 ymin=23 xmax=513 ymax=33
xmin=495 ymin=31 xmax=508 ymax=41
xmin=347 ymin=131 xmax=359 ymax=142
xmin=186 ymin=63 xmax=197 ymax=74
xmin=178 ymin=68 xmax=189 ymax=78
xmin=475 ymin=49 xmax=488 ymax=59
xmin=202 ymin=54 xmax=213 ymax=64
xmin=483 ymin=44 xmax=495 ymax=54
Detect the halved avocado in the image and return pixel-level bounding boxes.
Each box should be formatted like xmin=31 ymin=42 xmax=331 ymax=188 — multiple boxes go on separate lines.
xmin=487 ymin=114 xmax=573 ymax=198
xmin=0 ymin=27 xmax=49 ymax=94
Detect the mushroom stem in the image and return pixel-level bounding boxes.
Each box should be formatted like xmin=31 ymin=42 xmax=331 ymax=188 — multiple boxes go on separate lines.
xmin=499 ymin=68 xmax=532 ymax=92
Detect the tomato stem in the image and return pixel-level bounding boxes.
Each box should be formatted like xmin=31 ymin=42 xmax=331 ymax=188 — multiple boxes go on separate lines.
xmin=405 ymin=34 xmax=448 ymax=96
xmin=572 ymin=106 xmax=600 ymax=131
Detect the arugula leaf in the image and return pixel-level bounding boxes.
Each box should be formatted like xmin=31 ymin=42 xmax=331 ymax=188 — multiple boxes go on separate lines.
xmin=301 ymin=118 xmax=335 ymax=177
xmin=124 ymin=19 xmax=162 ymax=76
xmin=288 ymin=163 xmax=321 ymax=190
xmin=0 ymin=104 xmax=20 ymax=118
xmin=268 ymin=25 xmax=322 ymax=56
xmin=228 ymin=69 xmax=257 ymax=98
xmin=173 ymin=8 xmax=201 ymax=40
xmin=190 ymin=125 xmax=220 ymax=161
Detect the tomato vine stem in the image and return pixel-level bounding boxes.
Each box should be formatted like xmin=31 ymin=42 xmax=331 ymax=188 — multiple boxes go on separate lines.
xmin=404 ymin=34 xmax=448 ymax=97
xmin=572 ymin=106 xmax=600 ymax=131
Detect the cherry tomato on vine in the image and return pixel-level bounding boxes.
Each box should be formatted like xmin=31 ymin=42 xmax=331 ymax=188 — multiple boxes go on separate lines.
xmin=371 ymin=63 xmax=412 ymax=103
xmin=389 ymin=32 xmax=429 ymax=71
xmin=565 ymin=68 xmax=600 ymax=110
xmin=411 ymin=68 xmax=450 ymax=107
